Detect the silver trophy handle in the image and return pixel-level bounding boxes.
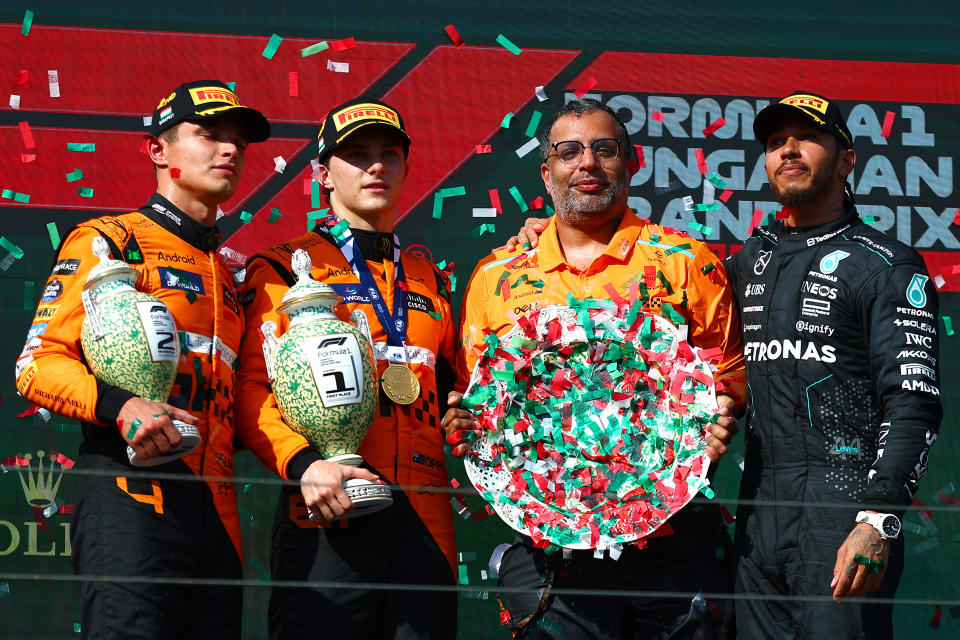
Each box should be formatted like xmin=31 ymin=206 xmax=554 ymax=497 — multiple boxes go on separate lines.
xmin=91 ymin=235 xmax=111 ymax=262
xmin=350 ymin=309 xmax=375 ymax=350
xmin=291 ymin=249 xmax=313 ymax=283
xmin=261 ymin=320 xmax=279 ymax=382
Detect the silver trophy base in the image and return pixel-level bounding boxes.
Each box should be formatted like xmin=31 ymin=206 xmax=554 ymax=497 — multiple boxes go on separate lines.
xmin=327 ymin=453 xmax=393 ymax=519
xmin=126 ymin=419 xmax=202 ymax=467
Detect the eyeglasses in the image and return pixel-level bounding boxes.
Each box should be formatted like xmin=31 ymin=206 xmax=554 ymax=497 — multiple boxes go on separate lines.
xmin=550 ymin=138 xmax=622 ymax=165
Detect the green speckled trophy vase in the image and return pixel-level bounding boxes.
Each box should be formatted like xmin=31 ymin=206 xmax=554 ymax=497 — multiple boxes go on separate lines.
xmin=80 ymin=236 xmax=201 ymax=467
xmin=261 ymin=249 xmax=392 ymax=518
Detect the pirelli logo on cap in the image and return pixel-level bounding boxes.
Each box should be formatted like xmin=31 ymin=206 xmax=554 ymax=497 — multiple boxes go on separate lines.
xmin=333 ymin=102 xmax=401 ymax=131
xmin=189 ymin=86 xmax=242 ymax=107
xmin=781 ymin=94 xmax=829 ymax=115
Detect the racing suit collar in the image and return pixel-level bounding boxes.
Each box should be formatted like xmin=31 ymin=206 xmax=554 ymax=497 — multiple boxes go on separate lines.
xmin=765 ymin=209 xmax=860 ymax=244
xmin=347 ymin=227 xmax=396 ymax=262
xmin=539 ymin=207 xmax=643 ymax=273
xmin=139 ymin=193 xmax=222 ymax=252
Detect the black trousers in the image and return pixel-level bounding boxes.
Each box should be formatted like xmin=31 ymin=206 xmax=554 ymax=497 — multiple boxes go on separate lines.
xmin=268 ymin=484 xmax=457 ymax=640
xmin=71 ymin=454 xmax=242 ymax=640
xmin=499 ymin=507 xmax=735 ymax=640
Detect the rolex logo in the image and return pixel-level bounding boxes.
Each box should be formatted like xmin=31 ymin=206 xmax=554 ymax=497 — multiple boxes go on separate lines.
xmin=16 ymin=451 xmax=65 ymax=508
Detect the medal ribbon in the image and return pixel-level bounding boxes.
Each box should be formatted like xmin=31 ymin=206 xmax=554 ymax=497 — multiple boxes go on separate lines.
xmin=323 ymin=213 xmax=408 ymax=347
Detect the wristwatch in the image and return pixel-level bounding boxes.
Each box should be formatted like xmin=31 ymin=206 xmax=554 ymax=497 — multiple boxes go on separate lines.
xmin=856 ymin=511 xmax=901 ymax=539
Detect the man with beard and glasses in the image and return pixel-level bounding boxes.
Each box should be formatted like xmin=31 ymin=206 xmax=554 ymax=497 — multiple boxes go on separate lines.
xmin=722 ymin=92 xmax=942 ymax=639
xmin=442 ymin=99 xmax=746 ymax=639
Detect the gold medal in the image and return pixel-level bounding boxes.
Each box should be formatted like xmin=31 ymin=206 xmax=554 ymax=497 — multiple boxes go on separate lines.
xmin=381 ymin=362 xmax=420 ymax=405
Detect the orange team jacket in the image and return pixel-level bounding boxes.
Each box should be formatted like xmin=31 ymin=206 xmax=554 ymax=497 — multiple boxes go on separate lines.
xmin=456 ymin=209 xmax=745 ymax=400
xmin=234 ymin=227 xmax=458 ymax=572
xmin=15 ymin=195 xmax=251 ymax=557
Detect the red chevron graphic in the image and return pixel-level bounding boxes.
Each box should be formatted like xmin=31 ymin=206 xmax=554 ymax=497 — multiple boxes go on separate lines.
xmin=225 ymin=44 xmax=580 ymax=258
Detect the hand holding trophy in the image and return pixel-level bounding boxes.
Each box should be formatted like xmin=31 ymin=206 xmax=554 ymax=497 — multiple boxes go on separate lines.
xmin=261 ymin=249 xmax=392 ymax=518
xmin=80 ymin=236 xmax=201 ymax=466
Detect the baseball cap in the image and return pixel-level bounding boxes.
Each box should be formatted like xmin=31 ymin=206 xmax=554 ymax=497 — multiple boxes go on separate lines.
xmin=149 ymin=80 xmax=271 ymax=142
xmin=753 ymin=91 xmax=852 ymax=149
xmin=317 ymin=97 xmax=410 ymax=161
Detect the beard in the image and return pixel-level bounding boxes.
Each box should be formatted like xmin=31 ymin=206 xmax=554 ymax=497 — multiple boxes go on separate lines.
xmin=551 ymin=168 xmax=627 ymax=226
xmin=769 ymin=159 xmax=836 ymax=208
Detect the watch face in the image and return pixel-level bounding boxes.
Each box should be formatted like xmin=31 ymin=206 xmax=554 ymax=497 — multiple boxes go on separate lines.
xmin=882 ymin=515 xmax=901 ymax=537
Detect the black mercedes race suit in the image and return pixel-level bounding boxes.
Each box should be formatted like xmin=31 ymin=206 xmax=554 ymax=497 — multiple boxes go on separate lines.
xmin=725 ymin=209 xmax=941 ymax=639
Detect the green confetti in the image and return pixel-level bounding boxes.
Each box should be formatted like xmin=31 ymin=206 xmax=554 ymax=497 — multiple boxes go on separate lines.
xmin=432 ymin=186 xmax=467 ymax=219
xmin=268 ymin=207 xmax=282 ymax=223
xmin=66 ymin=142 xmax=95 ymax=152
xmin=21 ymin=10 xmax=34 ymax=37
xmin=239 ymin=210 xmax=253 ymax=224
xmin=73 ymin=623 xmax=81 ymax=633
xmin=943 ymin=316 xmax=954 ymax=337
xmin=23 ymin=281 xmax=34 ymax=310
xmin=0 ymin=237 xmax=24 ymax=259
xmin=471 ymin=223 xmax=495 ymax=238
xmin=457 ymin=564 xmax=469 ymax=585
xmin=46 ymin=222 xmax=60 ymax=249
xmin=77 ymin=187 xmax=94 ymax=198
xmin=707 ymin=173 xmax=726 ymax=190
xmin=307 ymin=208 xmax=331 ymax=231
xmin=65 ymin=168 xmax=83 ymax=182
xmin=262 ymin=33 xmax=283 ymax=60
xmin=508 ymin=186 xmax=528 ymax=212
xmin=500 ymin=112 xmax=514 ymax=129
xmin=524 ymin=111 xmax=542 ymax=138
xmin=301 ymin=41 xmax=329 ymax=57
xmin=687 ymin=220 xmax=715 ymax=236
xmin=862 ymin=215 xmax=877 ymax=225
xmin=226 ymin=81 xmax=236 ymax=91
xmin=126 ymin=418 xmax=142 ymax=440
xmin=495 ymin=33 xmax=521 ymax=55
xmin=310 ymin=181 xmax=322 ymax=208
xmin=692 ymin=202 xmax=719 ymax=212
xmin=330 ymin=219 xmax=350 ymax=239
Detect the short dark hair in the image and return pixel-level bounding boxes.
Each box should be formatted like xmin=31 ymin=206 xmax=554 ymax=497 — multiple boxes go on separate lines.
xmin=538 ymin=98 xmax=632 ymax=163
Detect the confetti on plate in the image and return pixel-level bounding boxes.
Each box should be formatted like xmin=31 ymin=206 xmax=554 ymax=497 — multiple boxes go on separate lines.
xmin=461 ymin=300 xmax=717 ymax=549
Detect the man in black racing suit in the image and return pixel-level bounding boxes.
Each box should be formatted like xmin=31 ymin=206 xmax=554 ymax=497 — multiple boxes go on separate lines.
xmin=725 ymin=91 xmax=941 ymax=639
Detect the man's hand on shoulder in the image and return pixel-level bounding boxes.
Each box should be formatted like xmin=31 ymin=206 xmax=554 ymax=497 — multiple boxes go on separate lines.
xmin=118 ymin=397 xmax=197 ymax=461
xmin=499 ymin=217 xmax=550 ymax=252
xmin=441 ymin=391 xmax=480 ymax=457
xmin=300 ymin=460 xmax=379 ymax=522
xmin=831 ymin=520 xmax=890 ymax=600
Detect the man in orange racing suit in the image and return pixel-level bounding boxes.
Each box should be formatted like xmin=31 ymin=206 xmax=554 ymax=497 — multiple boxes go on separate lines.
xmin=15 ymin=80 xmax=271 ymax=640
xmin=235 ymin=97 xmax=458 ymax=639
xmin=444 ymin=99 xmax=745 ymax=639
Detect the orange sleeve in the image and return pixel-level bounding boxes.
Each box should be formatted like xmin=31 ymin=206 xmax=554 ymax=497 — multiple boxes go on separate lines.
xmin=454 ymin=256 xmax=494 ymax=393
xmin=684 ymin=243 xmax=746 ymax=408
xmin=16 ymin=224 xmax=126 ymax=426
xmin=233 ymin=255 xmax=311 ymax=481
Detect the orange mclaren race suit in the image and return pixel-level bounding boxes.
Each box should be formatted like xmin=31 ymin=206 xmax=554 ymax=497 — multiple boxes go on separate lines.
xmin=456 ymin=210 xmax=745 ymax=640
xmin=235 ymin=219 xmax=458 ymax=639
xmin=15 ymin=194 xmax=250 ymax=639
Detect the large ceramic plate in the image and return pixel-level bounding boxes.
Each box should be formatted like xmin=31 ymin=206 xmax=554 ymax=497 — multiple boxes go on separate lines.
xmin=462 ymin=301 xmax=717 ymax=549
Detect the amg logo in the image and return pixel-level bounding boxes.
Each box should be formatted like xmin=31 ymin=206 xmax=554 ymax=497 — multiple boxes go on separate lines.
xmin=318 ymin=336 xmax=348 ymax=349
xmin=900 ymin=363 xmax=935 ymax=380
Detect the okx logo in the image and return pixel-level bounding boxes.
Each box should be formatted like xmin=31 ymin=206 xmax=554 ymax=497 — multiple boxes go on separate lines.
xmin=1 ymin=450 xmax=74 ymax=557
